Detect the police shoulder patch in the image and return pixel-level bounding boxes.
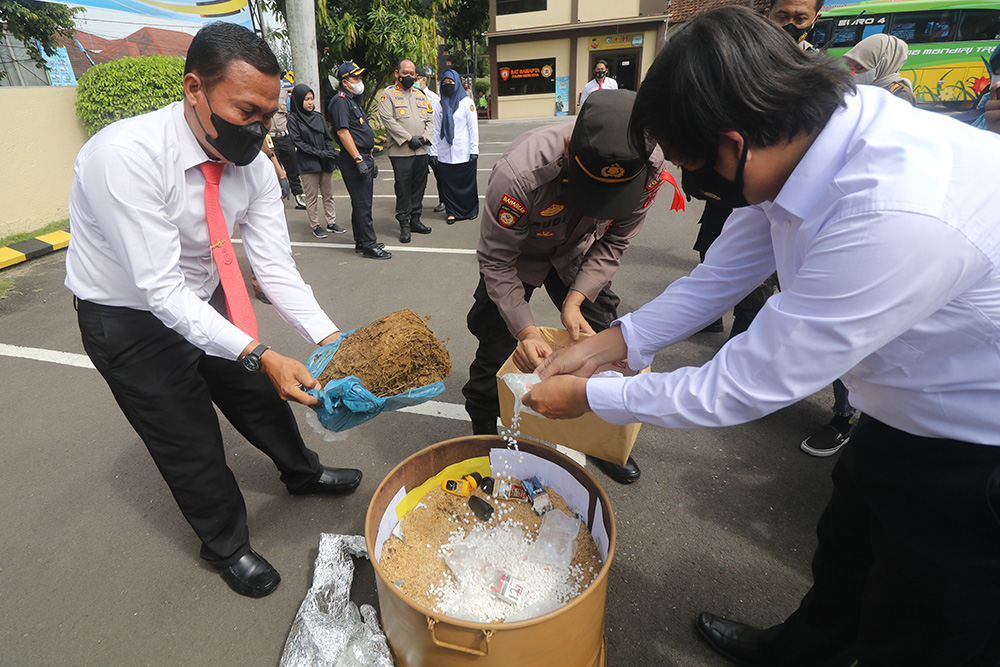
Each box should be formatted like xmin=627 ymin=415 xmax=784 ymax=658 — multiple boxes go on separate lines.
xmin=500 ymin=193 xmax=527 ymax=215
xmin=498 ymin=207 xmax=520 ymax=228
xmin=337 ymin=91 xmax=346 ymax=98
xmin=380 ymin=93 xmax=387 ymax=102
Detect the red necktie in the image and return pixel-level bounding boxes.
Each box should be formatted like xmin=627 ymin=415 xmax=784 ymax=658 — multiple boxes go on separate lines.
xmin=199 ymin=161 xmax=258 ymax=340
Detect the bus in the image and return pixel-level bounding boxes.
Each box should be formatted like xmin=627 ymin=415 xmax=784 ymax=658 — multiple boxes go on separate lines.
xmin=814 ymin=0 xmax=1000 ymax=104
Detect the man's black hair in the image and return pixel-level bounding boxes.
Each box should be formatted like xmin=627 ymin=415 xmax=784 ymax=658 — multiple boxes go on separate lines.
xmin=184 ymin=22 xmax=280 ymax=85
xmin=769 ymin=0 xmax=825 ymax=18
xmin=396 ymin=58 xmax=415 ymax=72
xmin=595 ymin=59 xmax=609 ymax=68
xmin=629 ymin=6 xmax=853 ymax=165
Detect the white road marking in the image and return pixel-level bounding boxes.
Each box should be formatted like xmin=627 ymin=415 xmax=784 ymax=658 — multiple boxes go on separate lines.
xmin=0 ymin=343 xmax=95 ymax=369
xmin=2 ymin=344 xmax=589 ymax=467
xmin=230 ymin=239 xmax=477 ymax=255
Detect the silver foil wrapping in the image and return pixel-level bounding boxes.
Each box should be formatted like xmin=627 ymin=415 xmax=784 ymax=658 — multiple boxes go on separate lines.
xmin=279 ymin=534 xmax=394 ymax=667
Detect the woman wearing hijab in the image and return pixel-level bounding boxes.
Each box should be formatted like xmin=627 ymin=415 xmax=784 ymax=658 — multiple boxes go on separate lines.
xmin=430 ymin=69 xmax=480 ymax=224
xmin=287 ymin=83 xmax=344 ymax=238
xmin=844 ymin=34 xmax=917 ymax=106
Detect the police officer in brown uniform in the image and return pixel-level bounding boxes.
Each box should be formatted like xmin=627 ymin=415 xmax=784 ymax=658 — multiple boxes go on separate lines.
xmin=377 ymin=58 xmax=434 ymax=243
xmin=462 ymin=89 xmax=682 ymax=484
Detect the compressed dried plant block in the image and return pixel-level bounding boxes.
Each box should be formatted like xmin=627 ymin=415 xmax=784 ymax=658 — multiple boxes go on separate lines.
xmin=318 ymin=309 xmax=451 ymax=398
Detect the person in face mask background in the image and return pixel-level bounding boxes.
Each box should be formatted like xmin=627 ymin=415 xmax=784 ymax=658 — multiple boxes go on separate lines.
xmin=287 ymin=83 xmax=344 ymax=238
xmin=579 ymin=59 xmax=618 ymax=107
xmin=844 ymin=34 xmax=917 ymax=106
xmin=377 ymin=58 xmax=435 ymax=243
xmin=64 ymin=22 xmax=362 ymax=600
xmin=766 ymin=0 xmax=822 ymax=51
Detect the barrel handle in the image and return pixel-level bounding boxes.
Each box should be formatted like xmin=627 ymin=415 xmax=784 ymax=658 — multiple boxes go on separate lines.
xmin=426 ymin=617 xmax=493 ymax=656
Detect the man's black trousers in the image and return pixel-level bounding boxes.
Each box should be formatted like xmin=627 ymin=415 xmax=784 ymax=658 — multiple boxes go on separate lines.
xmin=338 ymin=152 xmax=378 ymax=249
xmin=76 ymin=295 xmax=323 ymax=567
xmin=758 ymin=415 xmax=1000 ymax=666
xmin=462 ymin=269 xmax=620 ymax=428
xmin=389 ymin=154 xmax=429 ymax=226
xmin=272 ymin=134 xmax=303 ymax=196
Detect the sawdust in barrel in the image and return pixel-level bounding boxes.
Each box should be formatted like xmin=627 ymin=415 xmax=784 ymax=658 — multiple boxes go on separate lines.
xmin=317 ymin=310 xmax=451 ymax=397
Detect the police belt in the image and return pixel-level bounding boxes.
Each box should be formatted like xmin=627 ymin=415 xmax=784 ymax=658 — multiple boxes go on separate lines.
xmin=271 ymin=131 xmax=289 ymax=138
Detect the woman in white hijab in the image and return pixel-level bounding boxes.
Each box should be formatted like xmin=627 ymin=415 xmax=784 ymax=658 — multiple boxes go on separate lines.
xmin=844 ymin=33 xmax=917 ymax=105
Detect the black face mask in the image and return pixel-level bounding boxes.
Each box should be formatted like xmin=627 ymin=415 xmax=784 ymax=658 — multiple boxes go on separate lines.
xmin=681 ymin=139 xmax=751 ymax=208
xmin=595 ymin=70 xmax=606 ymax=79
xmin=781 ymin=21 xmax=812 ymax=44
xmin=441 ymin=82 xmax=456 ymax=96
xmin=400 ymin=75 xmax=415 ymax=89
xmin=196 ymin=90 xmax=267 ymax=167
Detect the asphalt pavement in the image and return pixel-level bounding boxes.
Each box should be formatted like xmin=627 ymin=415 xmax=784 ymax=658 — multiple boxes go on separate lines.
xmin=0 ymin=117 xmax=839 ymax=666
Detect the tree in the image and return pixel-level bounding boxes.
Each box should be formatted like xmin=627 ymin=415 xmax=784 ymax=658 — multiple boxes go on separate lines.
xmin=75 ymin=55 xmax=185 ymax=135
xmin=438 ymin=0 xmax=488 ymax=78
xmin=264 ymin=0 xmax=439 ymax=115
xmin=0 ymin=0 xmax=79 ymax=79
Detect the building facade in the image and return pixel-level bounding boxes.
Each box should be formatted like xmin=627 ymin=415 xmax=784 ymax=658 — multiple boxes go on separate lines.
xmin=485 ymin=0 xmax=670 ymax=119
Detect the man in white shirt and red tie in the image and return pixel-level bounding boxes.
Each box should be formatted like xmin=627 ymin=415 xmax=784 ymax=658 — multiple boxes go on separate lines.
xmin=65 ymin=22 xmax=360 ymax=599
xmin=524 ymin=7 xmax=1000 ymax=664
xmin=578 ymin=59 xmax=617 ymax=107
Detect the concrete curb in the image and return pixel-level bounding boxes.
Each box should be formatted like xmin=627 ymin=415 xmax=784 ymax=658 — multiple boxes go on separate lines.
xmin=0 ymin=230 xmax=71 ymax=270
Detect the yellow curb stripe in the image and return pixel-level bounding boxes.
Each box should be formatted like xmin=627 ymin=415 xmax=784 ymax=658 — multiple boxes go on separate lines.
xmin=0 ymin=247 xmax=27 ymax=269
xmin=36 ymin=230 xmax=71 ymax=250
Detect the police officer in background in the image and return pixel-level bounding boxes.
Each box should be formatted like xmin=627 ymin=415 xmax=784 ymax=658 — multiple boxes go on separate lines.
xmin=377 ymin=58 xmax=434 ymax=244
xmin=463 ymin=89 xmax=682 ymax=485
xmin=270 ymin=79 xmax=306 ymax=209
xmin=328 ymin=62 xmax=391 ymax=260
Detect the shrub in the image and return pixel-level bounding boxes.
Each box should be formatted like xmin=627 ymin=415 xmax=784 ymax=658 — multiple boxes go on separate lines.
xmin=474 ymin=78 xmax=489 ymax=96
xmin=75 ymin=55 xmax=185 ymax=135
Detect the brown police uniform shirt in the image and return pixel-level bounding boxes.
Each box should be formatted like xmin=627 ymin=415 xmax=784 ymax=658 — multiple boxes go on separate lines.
xmin=479 ymin=122 xmax=669 ymax=337
xmin=377 ymin=84 xmax=433 ymax=157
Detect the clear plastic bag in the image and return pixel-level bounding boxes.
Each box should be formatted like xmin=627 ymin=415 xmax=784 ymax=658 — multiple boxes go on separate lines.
xmin=526 ymin=509 xmax=580 ymax=570
xmin=502 ymin=373 xmax=543 ymax=417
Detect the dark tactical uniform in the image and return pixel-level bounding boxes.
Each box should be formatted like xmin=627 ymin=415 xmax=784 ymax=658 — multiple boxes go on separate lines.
xmin=463 ymin=121 xmax=671 ymax=431
xmin=377 ymin=83 xmax=434 ymax=238
xmin=328 ymin=89 xmax=379 ymax=250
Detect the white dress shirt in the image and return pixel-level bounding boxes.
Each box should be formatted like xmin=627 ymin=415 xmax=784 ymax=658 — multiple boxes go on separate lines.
xmin=431 ymin=96 xmax=480 ymax=164
xmin=65 ymin=101 xmax=337 ymax=361
xmin=579 ymin=76 xmax=618 ymax=106
xmin=587 ymin=87 xmax=1000 ymax=445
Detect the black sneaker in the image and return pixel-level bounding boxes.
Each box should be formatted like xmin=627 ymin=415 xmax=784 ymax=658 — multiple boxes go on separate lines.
xmin=311 ymin=227 xmax=328 ymax=239
xmin=800 ymin=416 xmax=856 ymax=457
xmin=326 ymin=223 xmax=346 ymax=234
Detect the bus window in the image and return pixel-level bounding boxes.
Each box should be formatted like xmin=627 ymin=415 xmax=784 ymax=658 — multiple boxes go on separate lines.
xmin=957 ymin=10 xmax=1000 ymax=41
xmin=889 ymin=11 xmax=956 ymax=43
xmin=811 ymin=19 xmax=831 ymax=46
xmin=829 ymin=14 xmax=888 ymax=47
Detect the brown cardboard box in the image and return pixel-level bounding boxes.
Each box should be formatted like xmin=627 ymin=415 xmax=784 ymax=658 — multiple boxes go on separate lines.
xmin=496 ymin=327 xmax=647 ymax=465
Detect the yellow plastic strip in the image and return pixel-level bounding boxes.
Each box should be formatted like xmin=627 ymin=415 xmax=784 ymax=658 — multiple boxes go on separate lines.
xmin=36 ymin=230 xmax=71 ymax=250
xmin=396 ymin=456 xmax=492 ymax=519
xmin=0 ymin=247 xmax=26 ymax=269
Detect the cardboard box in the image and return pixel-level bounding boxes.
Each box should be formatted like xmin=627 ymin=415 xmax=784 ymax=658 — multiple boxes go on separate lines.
xmin=496 ymin=327 xmax=647 ymax=465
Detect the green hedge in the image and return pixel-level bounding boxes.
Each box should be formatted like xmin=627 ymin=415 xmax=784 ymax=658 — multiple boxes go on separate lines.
xmin=75 ymin=55 xmax=185 ymax=136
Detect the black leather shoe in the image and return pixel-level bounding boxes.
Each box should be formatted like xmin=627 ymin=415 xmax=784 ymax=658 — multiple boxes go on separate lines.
xmin=433 ymin=203 xmax=446 ymax=212
xmin=591 ymin=455 xmax=641 ymax=484
xmin=360 ymin=246 xmax=392 ymax=260
xmin=218 ymin=549 xmax=280 ymax=598
xmin=289 ymin=466 xmax=362 ymax=495
xmin=410 ymin=220 xmax=432 ymax=234
xmin=399 ymin=225 xmax=411 ymax=243
xmin=355 ymin=242 xmax=385 ymax=254
xmin=696 ymin=612 xmax=768 ymax=666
